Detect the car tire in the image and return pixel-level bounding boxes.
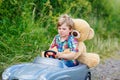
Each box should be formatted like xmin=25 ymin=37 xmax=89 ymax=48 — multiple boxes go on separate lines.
xmin=85 ymin=72 xmax=91 ymax=80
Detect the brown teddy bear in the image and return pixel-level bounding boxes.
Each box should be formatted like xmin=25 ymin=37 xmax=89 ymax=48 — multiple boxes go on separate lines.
xmin=71 ymin=18 xmax=100 ymax=68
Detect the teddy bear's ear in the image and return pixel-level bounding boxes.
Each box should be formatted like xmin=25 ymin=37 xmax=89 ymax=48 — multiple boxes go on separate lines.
xmin=87 ymin=28 xmax=94 ymax=40
xmin=71 ymin=30 xmax=80 ymax=39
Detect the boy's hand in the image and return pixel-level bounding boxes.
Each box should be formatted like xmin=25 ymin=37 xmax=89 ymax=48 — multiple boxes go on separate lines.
xmin=56 ymin=52 xmax=63 ymax=58
xmin=41 ymin=51 xmax=54 ymax=58
xmin=47 ymin=52 xmax=53 ymax=55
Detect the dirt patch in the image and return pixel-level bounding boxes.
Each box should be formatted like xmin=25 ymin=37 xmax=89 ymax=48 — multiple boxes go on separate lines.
xmin=91 ymin=51 xmax=120 ymax=80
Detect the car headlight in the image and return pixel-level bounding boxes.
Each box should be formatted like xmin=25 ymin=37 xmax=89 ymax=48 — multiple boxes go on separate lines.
xmin=2 ymin=73 xmax=10 ymax=80
xmin=2 ymin=70 xmax=11 ymax=80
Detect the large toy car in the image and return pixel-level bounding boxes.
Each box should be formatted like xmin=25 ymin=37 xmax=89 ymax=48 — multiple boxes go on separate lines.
xmin=2 ymin=50 xmax=91 ymax=80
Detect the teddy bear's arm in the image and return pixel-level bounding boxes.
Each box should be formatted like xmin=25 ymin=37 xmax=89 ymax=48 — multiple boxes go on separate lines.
xmin=60 ymin=42 xmax=86 ymax=60
xmin=74 ymin=42 xmax=86 ymax=59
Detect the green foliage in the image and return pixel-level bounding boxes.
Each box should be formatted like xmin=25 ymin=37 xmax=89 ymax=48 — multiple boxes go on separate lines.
xmin=88 ymin=0 xmax=120 ymax=38
xmin=0 ymin=0 xmax=120 ymax=76
xmin=85 ymin=36 xmax=120 ymax=60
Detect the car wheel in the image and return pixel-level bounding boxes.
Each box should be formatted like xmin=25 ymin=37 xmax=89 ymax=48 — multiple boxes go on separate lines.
xmin=85 ymin=72 xmax=91 ymax=80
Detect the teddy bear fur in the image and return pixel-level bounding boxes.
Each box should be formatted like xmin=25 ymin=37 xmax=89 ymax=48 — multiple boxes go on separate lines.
xmin=71 ymin=18 xmax=100 ymax=68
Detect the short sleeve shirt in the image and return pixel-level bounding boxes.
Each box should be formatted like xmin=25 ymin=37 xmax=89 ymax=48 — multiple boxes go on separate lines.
xmin=50 ymin=34 xmax=79 ymax=67
xmin=50 ymin=34 xmax=79 ymax=52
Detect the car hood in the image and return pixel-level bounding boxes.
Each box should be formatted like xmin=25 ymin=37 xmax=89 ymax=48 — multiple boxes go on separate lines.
xmin=11 ymin=63 xmax=62 ymax=79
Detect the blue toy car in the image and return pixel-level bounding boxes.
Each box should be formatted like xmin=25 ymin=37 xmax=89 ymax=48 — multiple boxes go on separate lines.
xmin=2 ymin=50 xmax=91 ymax=80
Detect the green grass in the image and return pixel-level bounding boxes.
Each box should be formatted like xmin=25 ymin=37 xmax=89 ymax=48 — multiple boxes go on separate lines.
xmin=86 ymin=36 xmax=120 ymax=60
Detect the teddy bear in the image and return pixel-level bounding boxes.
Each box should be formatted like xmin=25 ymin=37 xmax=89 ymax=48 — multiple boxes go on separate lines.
xmin=70 ymin=18 xmax=100 ymax=68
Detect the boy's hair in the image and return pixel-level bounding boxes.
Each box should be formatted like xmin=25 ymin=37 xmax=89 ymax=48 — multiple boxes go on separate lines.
xmin=57 ymin=14 xmax=74 ymax=29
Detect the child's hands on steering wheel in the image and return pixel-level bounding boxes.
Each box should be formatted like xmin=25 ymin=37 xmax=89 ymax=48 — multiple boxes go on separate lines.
xmin=44 ymin=50 xmax=57 ymax=58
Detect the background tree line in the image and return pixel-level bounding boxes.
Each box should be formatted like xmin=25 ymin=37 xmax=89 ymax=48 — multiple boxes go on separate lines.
xmin=0 ymin=0 xmax=120 ymax=75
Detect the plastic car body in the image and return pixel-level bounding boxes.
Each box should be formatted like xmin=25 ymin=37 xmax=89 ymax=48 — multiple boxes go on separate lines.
xmin=2 ymin=56 xmax=91 ymax=80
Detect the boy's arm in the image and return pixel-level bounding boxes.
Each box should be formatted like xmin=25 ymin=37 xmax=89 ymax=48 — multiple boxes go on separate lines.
xmin=41 ymin=36 xmax=57 ymax=57
xmin=49 ymin=47 xmax=58 ymax=53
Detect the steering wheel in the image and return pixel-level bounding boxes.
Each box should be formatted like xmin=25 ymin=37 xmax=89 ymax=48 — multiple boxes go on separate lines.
xmin=44 ymin=50 xmax=57 ymax=58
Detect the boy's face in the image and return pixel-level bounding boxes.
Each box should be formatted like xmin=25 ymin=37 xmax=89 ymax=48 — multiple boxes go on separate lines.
xmin=58 ymin=23 xmax=72 ymax=38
